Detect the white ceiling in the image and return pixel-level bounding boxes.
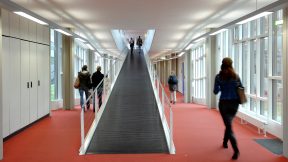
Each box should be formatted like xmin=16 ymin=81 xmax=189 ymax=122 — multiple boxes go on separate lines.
xmin=11 ymin=0 xmax=278 ymax=58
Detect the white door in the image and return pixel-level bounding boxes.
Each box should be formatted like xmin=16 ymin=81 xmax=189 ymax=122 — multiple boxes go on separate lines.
xmin=37 ymin=44 xmax=44 ymax=117
xmin=20 ymin=40 xmax=30 ymax=127
xmin=29 ymin=42 xmax=38 ymax=122
xmin=9 ymin=38 xmax=21 ymax=133
xmin=2 ymin=37 xmax=10 ymax=137
xmin=43 ymin=45 xmax=50 ymax=115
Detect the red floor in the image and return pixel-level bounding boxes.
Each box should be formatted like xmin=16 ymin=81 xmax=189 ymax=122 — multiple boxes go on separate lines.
xmin=2 ymin=91 xmax=288 ymax=162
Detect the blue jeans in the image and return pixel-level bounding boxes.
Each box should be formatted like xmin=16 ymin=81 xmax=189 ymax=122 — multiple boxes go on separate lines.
xmin=79 ymin=89 xmax=90 ymax=109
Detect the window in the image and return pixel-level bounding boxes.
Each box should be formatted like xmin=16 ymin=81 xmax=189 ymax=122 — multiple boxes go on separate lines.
xmin=271 ymin=10 xmax=283 ymax=123
xmin=191 ymin=43 xmax=206 ymax=104
xmin=50 ymin=29 xmax=62 ymax=101
xmin=74 ymin=43 xmax=88 ymax=98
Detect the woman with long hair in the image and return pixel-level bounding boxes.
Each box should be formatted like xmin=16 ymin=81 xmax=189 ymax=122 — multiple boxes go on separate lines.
xmin=213 ymin=57 xmax=243 ymax=160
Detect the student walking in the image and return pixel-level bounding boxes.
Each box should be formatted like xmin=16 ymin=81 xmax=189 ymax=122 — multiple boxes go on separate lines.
xmin=213 ymin=57 xmax=243 ymax=160
xmin=168 ymin=71 xmax=178 ymax=104
xmin=78 ymin=65 xmax=91 ymax=111
xmin=136 ymin=36 xmax=143 ymax=54
xmin=92 ymin=66 xmax=104 ymax=112
xmin=129 ymin=37 xmax=134 ymax=54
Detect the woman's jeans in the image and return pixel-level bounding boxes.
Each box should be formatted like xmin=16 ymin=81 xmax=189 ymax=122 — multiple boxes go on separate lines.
xmin=219 ymin=100 xmax=239 ymax=153
xmin=79 ymin=89 xmax=90 ymax=109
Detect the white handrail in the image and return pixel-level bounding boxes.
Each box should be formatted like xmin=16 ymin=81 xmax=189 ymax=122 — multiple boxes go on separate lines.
xmin=143 ymin=52 xmax=175 ymax=154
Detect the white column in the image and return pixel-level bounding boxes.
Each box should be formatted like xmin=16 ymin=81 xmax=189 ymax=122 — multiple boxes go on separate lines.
xmin=0 ymin=8 xmax=3 ymax=160
xmin=206 ymin=35 xmax=217 ymax=109
xmin=184 ymin=51 xmax=192 ymax=103
xmin=109 ymin=57 xmax=114 ymax=81
xmin=283 ymin=7 xmax=288 ymax=158
xmin=103 ymin=54 xmax=108 ymax=75
xmin=88 ymin=50 xmax=94 ymax=73
xmin=62 ymin=34 xmax=75 ymax=110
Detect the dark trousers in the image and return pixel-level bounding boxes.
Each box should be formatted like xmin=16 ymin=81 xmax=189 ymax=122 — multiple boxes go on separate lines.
xmin=93 ymin=87 xmax=103 ymax=112
xmin=219 ymin=100 xmax=239 ymax=153
xmin=130 ymin=46 xmax=134 ymax=54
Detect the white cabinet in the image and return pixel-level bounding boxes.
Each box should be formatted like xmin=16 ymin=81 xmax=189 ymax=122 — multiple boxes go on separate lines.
xmin=28 ymin=20 xmax=37 ymax=42
xmin=29 ymin=43 xmax=38 ymax=123
xmin=2 ymin=37 xmax=10 ymax=137
xmin=43 ymin=26 xmax=50 ymax=45
xmin=2 ymin=10 xmax=50 ymax=138
xmin=37 ymin=45 xmax=50 ymax=116
xmin=2 ymin=9 xmax=9 ymax=36
xmin=20 ymin=41 xmax=30 ymax=127
xmin=20 ymin=18 xmax=29 ymax=40
xmin=9 ymin=38 xmax=21 ymax=133
xmin=9 ymin=13 xmax=20 ymax=38
xmin=2 ymin=38 xmax=50 ymax=138
xmin=37 ymin=24 xmax=43 ymax=44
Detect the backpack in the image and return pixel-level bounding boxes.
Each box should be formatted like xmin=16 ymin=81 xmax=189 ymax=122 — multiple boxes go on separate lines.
xmin=168 ymin=76 xmax=178 ymax=84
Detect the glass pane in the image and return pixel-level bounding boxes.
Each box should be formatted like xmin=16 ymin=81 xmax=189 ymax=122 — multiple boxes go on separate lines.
xmin=259 ymin=16 xmax=268 ymax=35
xmin=260 ymin=38 xmax=269 ymax=97
xmin=272 ymin=80 xmax=282 ymax=123
xmin=260 ymin=101 xmax=268 ymax=117
xmin=250 ymin=20 xmax=257 ymax=38
xmin=273 ymin=11 xmax=283 ymax=76
xmin=250 ymin=40 xmax=257 ymax=95
xmin=242 ymin=42 xmax=248 ymax=89
xmin=50 ymin=30 xmax=56 ymax=101
xmin=243 ymin=23 xmax=249 ymax=39
xmin=250 ymin=99 xmax=257 ymax=112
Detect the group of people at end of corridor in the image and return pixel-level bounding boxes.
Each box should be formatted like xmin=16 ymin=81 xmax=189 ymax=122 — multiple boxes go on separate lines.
xmin=129 ymin=36 xmax=143 ymax=54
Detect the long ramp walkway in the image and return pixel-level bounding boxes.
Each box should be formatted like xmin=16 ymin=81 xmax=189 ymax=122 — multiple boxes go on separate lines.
xmin=86 ymin=50 xmax=169 ymax=154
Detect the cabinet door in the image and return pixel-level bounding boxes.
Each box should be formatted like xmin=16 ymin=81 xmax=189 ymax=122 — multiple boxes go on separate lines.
xmin=43 ymin=26 xmax=50 ymax=45
xmin=20 ymin=17 xmax=29 ymax=40
xmin=37 ymin=44 xmax=50 ymax=117
xmin=36 ymin=24 xmax=43 ymax=44
xmin=43 ymin=45 xmax=50 ymax=115
xmin=37 ymin=44 xmax=44 ymax=117
xmin=2 ymin=37 xmax=10 ymax=137
xmin=9 ymin=38 xmax=21 ymax=133
xmin=28 ymin=21 xmax=37 ymax=42
xmin=9 ymin=12 xmax=20 ymax=38
xmin=20 ymin=41 xmax=30 ymax=127
xmin=2 ymin=9 xmax=10 ymax=36
xmin=29 ymin=43 xmax=38 ymax=122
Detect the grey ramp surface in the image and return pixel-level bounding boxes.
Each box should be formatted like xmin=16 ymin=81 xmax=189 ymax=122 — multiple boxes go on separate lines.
xmin=86 ymin=49 xmax=169 ymax=154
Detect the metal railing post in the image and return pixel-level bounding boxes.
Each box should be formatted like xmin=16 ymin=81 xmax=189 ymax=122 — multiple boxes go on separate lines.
xmin=162 ymin=88 xmax=165 ymax=120
xmin=80 ymin=108 xmax=85 ymax=149
xmin=170 ymin=108 xmax=173 ymax=152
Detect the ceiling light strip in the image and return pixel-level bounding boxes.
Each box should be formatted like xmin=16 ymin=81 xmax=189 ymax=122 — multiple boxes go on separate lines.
xmin=236 ymin=12 xmax=273 ymax=24
xmin=210 ymin=28 xmax=228 ymax=36
xmin=55 ymin=29 xmax=72 ymax=36
xmin=14 ymin=11 xmax=47 ymax=25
